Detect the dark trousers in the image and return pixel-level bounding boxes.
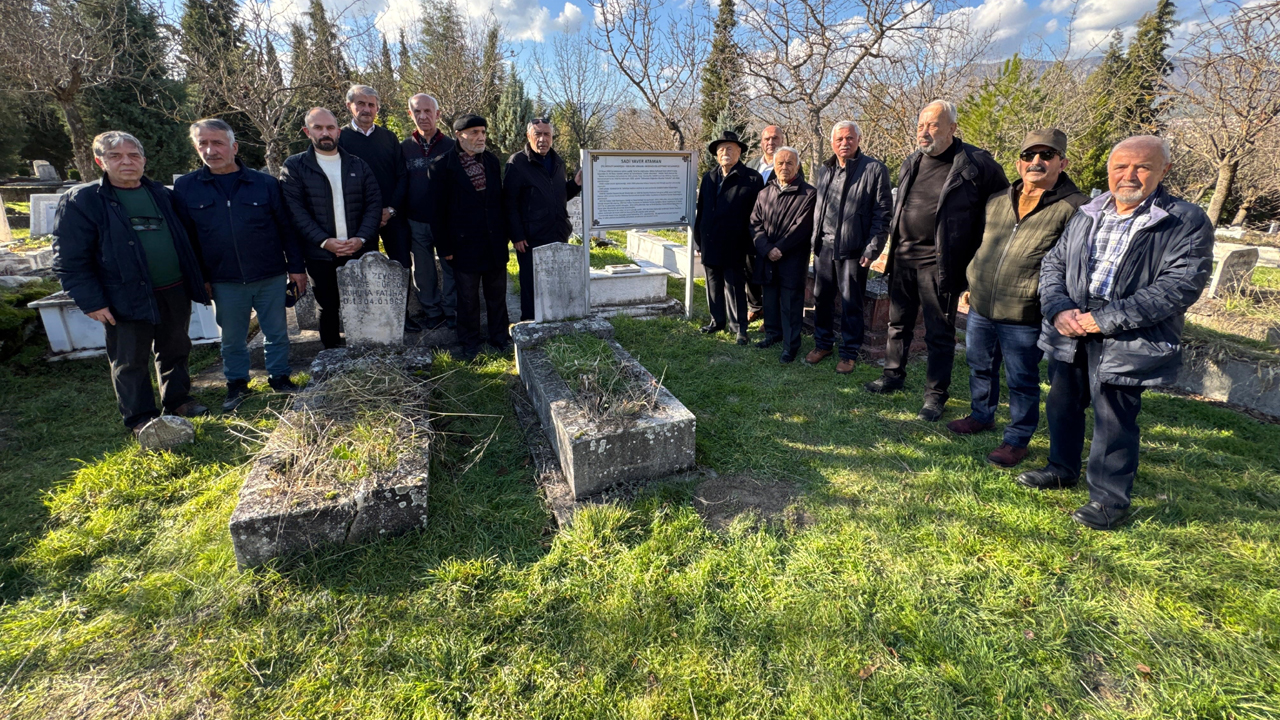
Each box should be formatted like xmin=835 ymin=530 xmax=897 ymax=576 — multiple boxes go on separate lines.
xmin=377 ymin=217 xmax=410 ymax=268
xmin=305 ymin=257 xmax=352 ymax=349
xmin=745 ymin=255 xmax=763 ymax=314
xmin=1046 ymin=335 xmax=1145 ymax=509
xmin=762 ymin=281 xmax=805 ymax=356
xmin=104 ymin=284 xmax=194 ymax=429
xmin=455 ymin=268 xmax=511 ymax=349
xmin=965 ymin=308 xmax=1044 ymax=448
xmin=884 ymin=262 xmax=960 ymax=402
xmin=704 ymin=264 xmax=748 ymax=337
xmin=514 ymin=241 xmax=563 ymax=322
xmin=812 ymin=252 xmax=870 ymax=360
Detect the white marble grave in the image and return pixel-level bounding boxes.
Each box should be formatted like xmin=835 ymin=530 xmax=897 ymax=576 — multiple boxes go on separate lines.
xmin=337 ymin=251 xmax=409 ymax=347
xmin=29 ymin=193 xmax=65 ymax=237
xmin=533 ymin=242 xmax=589 ymax=322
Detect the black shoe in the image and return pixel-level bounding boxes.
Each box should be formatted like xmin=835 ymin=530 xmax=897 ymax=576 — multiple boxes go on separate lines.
xmin=736 ymin=335 xmax=749 ymax=346
xmin=456 ymin=345 xmax=481 ymax=361
xmin=424 ymin=315 xmax=448 ymax=330
xmin=756 ymin=337 xmax=779 ymax=349
xmin=1071 ymin=501 xmax=1134 ymax=530
xmin=1016 ymin=467 xmax=1079 ymax=490
xmin=404 ymin=317 xmax=425 ymax=333
xmin=222 ymin=379 xmax=252 ymax=411
xmin=489 ymin=340 xmax=512 ymax=354
xmin=917 ymin=399 xmax=945 ymax=422
xmin=171 ymin=401 xmax=209 ymax=418
xmin=864 ymin=375 xmax=904 ymax=394
xmin=779 ymin=353 xmax=795 ymax=364
xmin=268 ymin=375 xmax=299 ymax=393
xmin=700 ymin=323 xmax=723 ymax=334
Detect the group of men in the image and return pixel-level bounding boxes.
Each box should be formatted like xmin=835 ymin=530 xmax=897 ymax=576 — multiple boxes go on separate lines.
xmin=691 ymin=99 xmax=1214 ymax=530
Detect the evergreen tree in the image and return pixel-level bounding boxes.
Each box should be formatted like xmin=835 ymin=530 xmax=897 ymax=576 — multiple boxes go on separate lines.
xmin=300 ymin=0 xmax=349 ymax=117
xmin=957 ymin=55 xmax=1045 ymax=181
xmin=288 ymin=22 xmax=315 ymax=156
xmin=1121 ymin=0 xmax=1177 ymax=134
xmin=179 ymin=0 xmax=265 ymax=169
xmin=479 ymin=26 xmax=505 ymax=121
xmin=699 ymin=0 xmax=746 ymax=171
xmin=1074 ymin=32 xmax=1127 ymax=193
xmin=493 ymin=69 xmax=534 ymax=159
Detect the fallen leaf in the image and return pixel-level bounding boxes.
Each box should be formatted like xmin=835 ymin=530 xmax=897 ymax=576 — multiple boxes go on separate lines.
xmin=1136 ymin=663 xmax=1152 ymax=675
xmin=858 ymin=664 xmax=879 ymax=680
xmin=1023 ymin=629 xmax=1035 ymax=639
xmin=1043 ymin=703 xmax=1054 ymax=714
xmin=887 ymin=647 xmax=899 ymax=660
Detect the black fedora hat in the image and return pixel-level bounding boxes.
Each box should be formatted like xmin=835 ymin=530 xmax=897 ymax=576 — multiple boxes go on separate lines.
xmin=707 ymin=130 xmax=749 ymax=157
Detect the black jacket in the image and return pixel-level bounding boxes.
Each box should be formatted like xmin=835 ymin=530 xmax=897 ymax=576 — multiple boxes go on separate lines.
xmin=693 ymin=161 xmax=764 ymax=268
xmin=279 ymin=147 xmax=383 ymax=263
xmin=750 ymin=176 xmax=817 ymax=287
xmin=400 ymin=130 xmax=456 ymax=224
xmin=811 ymin=151 xmax=893 ymax=262
xmin=428 ymin=146 xmax=507 ymax=274
xmin=52 ymin=174 xmax=209 ymax=323
xmin=339 ymin=124 xmax=406 ymax=211
xmin=173 ymin=160 xmax=305 ymax=284
xmin=504 ymin=145 xmax=582 ymax=248
xmin=1038 ymin=186 xmax=1215 ymax=386
xmin=886 ymin=139 xmax=1009 ymax=292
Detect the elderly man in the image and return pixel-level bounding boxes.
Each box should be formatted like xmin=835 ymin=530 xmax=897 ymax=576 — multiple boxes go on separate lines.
xmin=1019 ymin=135 xmax=1213 ymax=530
xmin=428 ymin=114 xmax=510 ymax=360
xmin=750 ymin=146 xmax=816 ymax=363
xmin=52 ymin=131 xmax=211 ymax=433
xmin=745 ymin=124 xmax=787 ymax=322
xmin=806 ymin=120 xmax=893 ymax=373
xmin=400 ymin=93 xmax=457 ymax=330
xmin=280 ymin=107 xmax=383 ymax=349
xmin=866 ymin=100 xmax=1009 ymax=421
xmin=693 ymin=130 xmax=764 ymax=344
xmin=948 ymin=129 xmax=1087 ymax=467
xmin=504 ymin=118 xmax=583 ymax=321
xmin=175 ymin=118 xmax=308 ymax=410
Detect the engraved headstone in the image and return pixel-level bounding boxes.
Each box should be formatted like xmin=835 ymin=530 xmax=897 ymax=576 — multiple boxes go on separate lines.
xmin=533 ymin=242 xmax=588 ymax=322
xmin=293 ymin=275 xmax=320 ymax=330
xmin=29 ymin=193 xmax=64 ymax=237
xmin=337 ymin=251 xmax=409 ymax=346
xmin=136 ymin=415 xmax=195 ymax=450
xmin=0 ymin=205 xmax=11 ymax=244
xmin=32 ymin=160 xmax=59 ymax=182
xmin=567 ymin=195 xmax=583 ymax=239
xmin=1208 ymin=247 xmax=1259 ymax=298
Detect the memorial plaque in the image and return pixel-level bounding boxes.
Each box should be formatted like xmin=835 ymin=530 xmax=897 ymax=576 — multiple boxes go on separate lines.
xmin=337 ymin=252 xmax=409 ymax=347
xmin=533 ymin=243 xmax=588 ymax=323
xmin=29 ymin=193 xmax=64 ymax=237
xmin=1208 ymin=247 xmax=1259 ymax=298
xmin=585 ymin=152 xmax=695 ymax=229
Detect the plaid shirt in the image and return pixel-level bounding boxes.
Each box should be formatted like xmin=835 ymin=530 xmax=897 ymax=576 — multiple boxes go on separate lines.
xmin=1087 ymin=194 xmax=1156 ymax=298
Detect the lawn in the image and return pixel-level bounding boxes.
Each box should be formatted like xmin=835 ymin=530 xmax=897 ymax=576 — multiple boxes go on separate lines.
xmin=0 ymin=281 xmax=1278 ymax=718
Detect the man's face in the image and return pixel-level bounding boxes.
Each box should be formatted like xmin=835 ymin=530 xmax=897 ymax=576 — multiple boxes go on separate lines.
xmin=348 ymin=93 xmax=379 ymax=129
xmin=831 ymin=126 xmax=859 ymax=160
xmin=761 ymin=126 xmax=784 ymax=159
xmin=527 ymin=122 xmax=553 ymax=155
xmin=717 ymin=143 xmax=741 ymax=169
xmin=458 ymin=126 xmax=487 ymax=155
xmin=410 ymin=96 xmax=439 ymax=135
xmin=917 ymin=106 xmax=957 ymax=156
xmin=195 ymin=128 xmax=238 ymax=173
xmin=1108 ymin=144 xmax=1170 ymax=206
xmin=773 ymin=150 xmax=798 ymax=184
xmin=304 ymin=112 xmax=340 ymax=151
xmin=95 ymin=142 xmax=146 ymax=182
xmin=1017 ymin=145 xmax=1067 ymax=188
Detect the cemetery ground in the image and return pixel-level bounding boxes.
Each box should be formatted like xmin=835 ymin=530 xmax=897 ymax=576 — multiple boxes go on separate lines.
xmin=1 ymin=259 xmax=1279 ymax=718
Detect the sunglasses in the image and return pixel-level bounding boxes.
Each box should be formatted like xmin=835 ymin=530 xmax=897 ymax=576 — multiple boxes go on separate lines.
xmin=1020 ymin=148 xmax=1062 ymax=162
xmin=130 ymin=215 xmax=164 ymax=232
xmin=530 ymin=118 xmax=552 ymax=126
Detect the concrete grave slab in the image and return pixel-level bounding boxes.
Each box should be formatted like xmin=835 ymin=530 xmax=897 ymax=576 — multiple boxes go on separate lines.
xmin=589 ymin=257 xmax=670 ymax=307
xmin=1208 ymin=247 xmax=1259 ymax=298
xmin=534 ymin=242 xmax=589 ymax=322
xmin=625 ymin=229 xmax=703 ymax=279
xmin=29 ymin=193 xmax=64 ymax=237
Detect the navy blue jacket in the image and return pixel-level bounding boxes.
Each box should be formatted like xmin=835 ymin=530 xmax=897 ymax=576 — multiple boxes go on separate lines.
xmin=400 ymin=130 xmax=456 ymax=224
xmin=173 ymin=160 xmax=305 ymax=284
xmin=52 ymin=174 xmax=209 ymax=323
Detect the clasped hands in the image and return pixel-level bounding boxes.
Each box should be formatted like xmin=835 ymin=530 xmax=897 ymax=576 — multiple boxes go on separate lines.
xmin=322 ymin=237 xmax=364 ymax=257
xmin=1053 ymin=308 xmax=1101 ymax=337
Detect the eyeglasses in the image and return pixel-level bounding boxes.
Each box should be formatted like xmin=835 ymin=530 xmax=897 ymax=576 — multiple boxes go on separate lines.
xmin=1020 ymin=148 xmax=1062 ymax=162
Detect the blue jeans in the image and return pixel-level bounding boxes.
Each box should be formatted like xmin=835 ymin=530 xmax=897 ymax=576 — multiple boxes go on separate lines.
xmin=408 ymin=219 xmax=456 ymax=320
xmin=212 ymin=274 xmax=290 ymax=381
xmin=965 ymin=308 xmax=1043 ymax=447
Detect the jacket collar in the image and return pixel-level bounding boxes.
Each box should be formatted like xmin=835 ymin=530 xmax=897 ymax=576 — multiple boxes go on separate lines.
xmin=95 ymin=172 xmax=159 ymax=197
xmin=822 ymin=149 xmax=863 ymax=168
xmin=195 ymin=158 xmax=253 ymax=184
xmin=1008 ymin=171 xmax=1081 ymax=208
xmin=1079 ymin=185 xmax=1170 ymax=227
xmin=522 ymin=144 xmax=560 ymax=166
xmin=712 ymin=161 xmax=748 ymax=182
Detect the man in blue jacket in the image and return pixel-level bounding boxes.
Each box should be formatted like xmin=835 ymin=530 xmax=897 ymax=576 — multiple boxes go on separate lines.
xmin=175 ymin=118 xmax=308 ymax=411
xmin=1021 ymin=135 xmax=1214 ymax=530
xmin=51 ymin=131 xmax=211 ymax=434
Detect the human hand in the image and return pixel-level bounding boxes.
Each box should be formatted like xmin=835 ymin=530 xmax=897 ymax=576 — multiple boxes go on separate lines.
xmin=289 ymin=272 xmax=309 ymax=295
xmin=380 ymin=208 xmax=392 ymax=227
xmin=575 ymin=169 xmax=583 ymax=186
xmin=514 ymin=240 xmax=528 ymax=253
xmin=204 ymin=282 xmax=213 ymax=299
xmin=87 ymin=308 xmax=116 ymax=325
xmin=443 ymin=255 xmax=453 ymax=261
xmin=1053 ymin=308 xmax=1087 ymax=337
xmin=859 ymin=256 xmax=872 ymax=268
xmin=1078 ymin=312 xmax=1101 ymax=334
xmin=767 ymin=248 xmax=782 ymax=262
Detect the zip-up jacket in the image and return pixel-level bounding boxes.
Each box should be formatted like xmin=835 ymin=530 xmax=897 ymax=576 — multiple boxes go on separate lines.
xmin=810 ymin=151 xmax=893 ymax=262
xmin=279 ymin=146 xmax=382 ymax=262
xmin=504 ymin=145 xmax=581 ymax=248
xmin=693 ymin=161 xmax=764 ymax=268
xmin=751 ymin=175 xmax=817 ymax=287
xmin=400 ymin=130 xmax=456 ymax=224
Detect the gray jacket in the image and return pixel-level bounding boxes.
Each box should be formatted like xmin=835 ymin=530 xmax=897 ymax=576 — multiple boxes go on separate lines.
xmin=1037 ymin=185 xmax=1214 ymax=386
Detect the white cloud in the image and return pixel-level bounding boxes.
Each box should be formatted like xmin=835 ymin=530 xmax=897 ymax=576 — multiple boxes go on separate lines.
xmin=553 ymin=2 xmax=585 ymax=33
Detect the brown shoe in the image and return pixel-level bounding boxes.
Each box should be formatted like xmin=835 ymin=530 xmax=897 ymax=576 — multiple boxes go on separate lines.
xmin=836 ymin=358 xmax=856 ymax=374
xmin=987 ymin=443 xmax=1029 ymax=468
xmin=947 ymin=415 xmax=995 ymax=435
xmin=170 ymin=401 xmax=209 ymax=418
xmin=805 ymin=348 xmax=832 ymax=365
xmin=747 ymin=310 xmax=763 ymax=324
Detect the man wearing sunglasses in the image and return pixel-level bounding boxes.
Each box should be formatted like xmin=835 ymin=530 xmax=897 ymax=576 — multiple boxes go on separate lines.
xmin=948 ymin=129 xmax=1087 ymax=468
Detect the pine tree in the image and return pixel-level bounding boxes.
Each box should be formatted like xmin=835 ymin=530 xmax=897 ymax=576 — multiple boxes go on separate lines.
xmin=493 ymin=69 xmax=534 ymax=159
xmin=1075 ymin=33 xmax=1129 ymax=193
xmin=1121 ymin=0 xmax=1177 ymax=134
xmin=957 ymin=56 xmax=1045 ymax=181
xmin=301 ymin=0 xmax=349 ymax=117
xmin=479 ymin=26 xmax=505 ymax=122
xmin=179 ymin=0 xmax=266 ymax=168
xmin=699 ymin=0 xmax=746 ymax=171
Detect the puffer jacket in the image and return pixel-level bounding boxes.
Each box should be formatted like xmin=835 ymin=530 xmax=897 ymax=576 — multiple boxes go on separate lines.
xmin=279 ymin=146 xmax=383 ymax=262
xmin=810 ymin=150 xmax=893 ymax=262
xmin=1037 ymin=185 xmax=1215 ymax=386
xmin=966 ymin=173 xmax=1087 ymax=325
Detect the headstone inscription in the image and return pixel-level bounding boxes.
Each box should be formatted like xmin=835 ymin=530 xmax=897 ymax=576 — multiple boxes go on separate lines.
xmin=337 ymin=251 xmax=409 ymax=346
xmin=29 ymin=193 xmax=64 ymax=237
xmin=533 ymin=242 xmax=589 ymax=322
xmin=32 ymin=160 xmax=59 ymax=182
xmin=1208 ymin=247 xmax=1259 ymax=298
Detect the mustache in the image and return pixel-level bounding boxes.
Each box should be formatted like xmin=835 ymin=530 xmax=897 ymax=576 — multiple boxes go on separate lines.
xmin=1026 ymin=164 xmax=1047 ymax=173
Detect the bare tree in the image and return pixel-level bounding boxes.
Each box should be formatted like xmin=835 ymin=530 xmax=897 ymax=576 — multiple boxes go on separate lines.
xmin=530 ymin=28 xmax=629 ymax=155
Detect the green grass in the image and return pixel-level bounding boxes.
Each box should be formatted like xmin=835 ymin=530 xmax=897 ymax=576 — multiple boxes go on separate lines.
xmin=1 ymin=288 xmax=1279 ymax=717
xmin=5 ymin=201 xmax=31 ymax=215
xmin=1253 ymin=266 xmax=1280 ymax=290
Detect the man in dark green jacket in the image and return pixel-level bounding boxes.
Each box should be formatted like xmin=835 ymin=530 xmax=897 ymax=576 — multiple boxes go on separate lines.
xmin=948 ymin=129 xmax=1087 ymax=468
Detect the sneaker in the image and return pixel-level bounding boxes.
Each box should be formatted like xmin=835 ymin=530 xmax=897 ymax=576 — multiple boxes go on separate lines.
xmin=222 ymin=379 xmax=252 ymax=411
xmin=987 ymin=443 xmax=1029 ymax=468
xmin=864 ymin=375 xmax=904 ymax=394
xmin=171 ymin=401 xmax=209 ymax=418
xmin=805 ymin=348 xmax=832 ymax=365
xmin=268 ymin=375 xmax=299 ymax=393
xmin=947 ymin=415 xmax=995 ymax=435
xmin=1071 ymin=501 xmax=1134 ymax=530
xmin=836 ymin=358 xmax=856 ymax=374
xmin=1016 ymin=467 xmax=1079 ymax=490
xmin=917 ymin=398 xmax=945 ymax=422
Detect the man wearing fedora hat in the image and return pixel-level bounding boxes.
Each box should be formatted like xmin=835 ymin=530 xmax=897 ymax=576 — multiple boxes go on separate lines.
xmin=693 ymin=130 xmax=764 ymax=344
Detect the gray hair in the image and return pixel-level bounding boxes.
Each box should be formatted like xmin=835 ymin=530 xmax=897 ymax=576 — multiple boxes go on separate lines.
xmin=346 ymin=84 xmax=379 ymax=103
xmin=830 ymin=120 xmax=862 ymax=139
xmin=527 ymin=118 xmax=553 ymax=133
xmin=921 ymin=99 xmax=958 ymax=125
xmin=774 ymin=146 xmax=801 ymax=161
xmin=92 ymin=131 xmax=145 ymax=159
xmin=1110 ymin=135 xmax=1173 ymax=165
xmin=408 ymin=93 xmax=438 ymax=109
xmin=188 ymin=118 xmax=235 ymax=146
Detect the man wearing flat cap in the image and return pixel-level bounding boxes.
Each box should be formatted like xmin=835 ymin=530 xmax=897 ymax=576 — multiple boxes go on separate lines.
xmin=948 ymin=128 xmax=1087 ymax=469
xmin=428 ymin=113 xmax=510 ymax=360
xmin=693 ymin=130 xmax=764 ymax=344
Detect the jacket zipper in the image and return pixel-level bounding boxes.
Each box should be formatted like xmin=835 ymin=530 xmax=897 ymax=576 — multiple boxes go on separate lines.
xmin=227 ymin=187 xmax=246 ymax=283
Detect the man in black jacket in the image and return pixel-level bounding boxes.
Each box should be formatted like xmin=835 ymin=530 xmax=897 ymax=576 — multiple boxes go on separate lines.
xmin=401 ymin=93 xmax=457 ymax=329
xmin=429 ymin=114 xmax=510 ymax=360
xmin=280 ymin=107 xmax=383 ymax=349
xmin=806 ymin=120 xmax=893 ymax=374
xmin=52 ymin=131 xmax=211 ymax=433
xmin=866 ymin=100 xmax=1009 ymax=422
xmin=693 ymin=130 xmax=764 ymax=345
xmin=1020 ymin=135 xmax=1213 ymax=530
xmin=750 ymin=147 xmax=816 ymax=363
xmin=505 ymin=118 xmax=582 ymax=321
xmin=175 ymin=118 xmax=307 ymax=410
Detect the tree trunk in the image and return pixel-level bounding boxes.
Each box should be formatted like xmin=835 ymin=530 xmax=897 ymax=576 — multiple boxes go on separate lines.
xmin=1231 ymin=197 xmax=1252 ymax=227
xmin=58 ymin=97 xmax=99 ymax=181
xmin=264 ymin=134 xmax=283 ymax=177
xmin=809 ymin=110 xmax=825 ymax=171
xmin=666 ymin=117 xmax=684 ymax=151
xmin=1205 ymin=158 xmax=1238 ymax=227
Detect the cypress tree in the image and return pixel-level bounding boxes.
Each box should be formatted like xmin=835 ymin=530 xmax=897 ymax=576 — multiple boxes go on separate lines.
xmin=1121 ymin=0 xmax=1177 ymax=134
xmin=479 ymin=26 xmax=505 ymax=122
xmin=493 ymin=70 xmax=534 ymax=159
xmin=699 ymin=0 xmax=746 ymax=171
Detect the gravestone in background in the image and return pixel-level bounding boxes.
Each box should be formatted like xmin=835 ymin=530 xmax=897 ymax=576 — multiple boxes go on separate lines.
xmin=0 ymin=206 xmax=11 ymax=244
xmin=293 ymin=275 xmax=320 ymax=330
xmin=29 ymin=193 xmax=64 ymax=237
xmin=337 ymin=251 xmax=408 ymax=346
xmin=1208 ymin=247 xmax=1259 ymax=298
xmin=533 ymin=242 xmax=588 ymax=322
xmin=32 ymin=161 xmax=59 ymax=182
